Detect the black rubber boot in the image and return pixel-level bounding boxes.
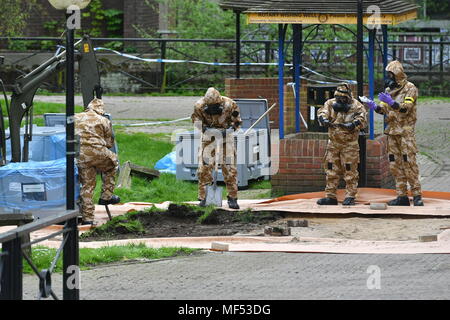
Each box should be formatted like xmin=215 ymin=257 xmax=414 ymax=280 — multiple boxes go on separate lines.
xmin=342 ymin=197 xmax=356 ymax=206
xmin=413 ymin=195 xmax=424 ymax=206
xmin=98 ymin=195 xmax=121 ymax=205
xmin=387 ymin=196 xmax=410 ymax=206
xmin=227 ymin=197 xmax=240 ymax=210
xmin=317 ymin=197 xmax=338 ymax=205
xmin=199 ymin=199 xmax=206 ymax=207
xmin=81 ymin=220 xmax=97 ymax=227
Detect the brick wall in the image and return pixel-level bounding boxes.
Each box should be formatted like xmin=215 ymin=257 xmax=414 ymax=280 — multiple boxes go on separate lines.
xmin=225 ymin=78 xmax=308 ymax=130
xmin=272 ymin=133 xmax=395 ymax=196
xmin=22 ymin=0 xmax=158 ymax=39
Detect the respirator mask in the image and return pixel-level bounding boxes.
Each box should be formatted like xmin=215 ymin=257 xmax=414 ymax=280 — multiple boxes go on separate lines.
xmin=204 ymin=103 xmax=224 ymax=115
xmin=385 ymin=72 xmax=398 ymax=90
xmin=332 ymin=96 xmax=351 ymax=113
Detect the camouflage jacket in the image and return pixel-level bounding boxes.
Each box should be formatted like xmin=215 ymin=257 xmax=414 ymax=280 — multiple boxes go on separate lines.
xmin=75 ymin=98 xmax=114 ymax=150
xmin=318 ymin=98 xmax=367 ymax=146
xmin=191 ymin=89 xmax=242 ymax=131
xmin=376 ymin=60 xmax=418 ymax=136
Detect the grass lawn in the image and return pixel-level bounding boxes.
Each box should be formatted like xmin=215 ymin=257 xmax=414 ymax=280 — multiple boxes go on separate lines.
xmin=92 ymin=130 xmax=272 ymax=203
xmin=23 ymin=244 xmax=197 ymax=274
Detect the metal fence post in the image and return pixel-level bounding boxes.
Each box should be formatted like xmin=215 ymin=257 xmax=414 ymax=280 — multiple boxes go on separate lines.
xmin=0 ymin=237 xmax=23 ymax=300
xmin=63 ymin=217 xmax=79 ymax=300
xmin=160 ymin=40 xmax=167 ymax=94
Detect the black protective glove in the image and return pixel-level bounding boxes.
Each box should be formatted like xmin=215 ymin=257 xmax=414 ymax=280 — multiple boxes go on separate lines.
xmin=339 ymin=119 xmax=362 ymax=131
xmin=318 ymin=116 xmax=331 ymax=128
xmin=339 ymin=122 xmax=356 ymax=130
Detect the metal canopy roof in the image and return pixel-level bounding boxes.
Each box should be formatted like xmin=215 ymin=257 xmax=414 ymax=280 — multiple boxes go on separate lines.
xmin=220 ymin=0 xmax=419 ymax=15
xmin=219 ymin=0 xmax=271 ymax=11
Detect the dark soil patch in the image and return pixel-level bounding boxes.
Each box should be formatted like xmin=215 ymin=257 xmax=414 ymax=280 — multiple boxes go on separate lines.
xmin=80 ymin=204 xmax=284 ymax=242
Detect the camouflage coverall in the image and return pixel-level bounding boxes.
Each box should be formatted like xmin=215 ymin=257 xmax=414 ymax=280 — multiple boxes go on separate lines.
xmin=75 ymin=98 xmax=118 ymax=221
xmin=318 ymin=87 xmax=367 ymax=199
xmin=375 ymin=61 xmax=421 ymax=197
xmin=191 ymin=88 xmax=242 ymax=200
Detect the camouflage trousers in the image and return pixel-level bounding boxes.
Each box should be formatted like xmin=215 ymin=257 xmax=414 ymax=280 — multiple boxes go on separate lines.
xmin=387 ymin=134 xmax=422 ymax=197
xmin=197 ymin=137 xmax=238 ymax=200
xmin=324 ymin=142 xmax=360 ymax=199
xmin=77 ymin=146 xmax=118 ymax=221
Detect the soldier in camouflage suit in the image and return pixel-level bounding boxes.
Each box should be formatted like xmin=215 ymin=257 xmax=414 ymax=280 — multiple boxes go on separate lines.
xmin=363 ymin=60 xmax=423 ymax=206
xmin=317 ymin=84 xmax=367 ymax=206
xmin=191 ymin=87 xmax=242 ymax=209
xmin=75 ymin=98 xmax=120 ymax=225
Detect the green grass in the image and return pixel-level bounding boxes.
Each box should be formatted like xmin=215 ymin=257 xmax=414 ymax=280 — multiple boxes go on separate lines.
xmin=22 ymin=244 xmax=196 ymax=274
xmin=91 ymin=130 xmax=274 ymax=203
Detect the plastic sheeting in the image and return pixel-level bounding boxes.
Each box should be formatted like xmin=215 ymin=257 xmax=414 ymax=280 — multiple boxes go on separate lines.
xmin=154 ymin=151 xmax=176 ymax=174
xmin=0 ymin=158 xmax=79 ymax=211
xmin=4 ymin=126 xmax=66 ymax=162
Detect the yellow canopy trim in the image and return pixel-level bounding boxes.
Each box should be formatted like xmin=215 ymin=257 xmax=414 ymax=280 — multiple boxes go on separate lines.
xmin=246 ymin=10 xmax=417 ymax=25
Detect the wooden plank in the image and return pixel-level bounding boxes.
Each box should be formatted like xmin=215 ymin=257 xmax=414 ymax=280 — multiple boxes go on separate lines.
xmin=116 ymin=161 xmax=132 ymax=189
xmin=129 ymin=162 xmax=160 ymax=180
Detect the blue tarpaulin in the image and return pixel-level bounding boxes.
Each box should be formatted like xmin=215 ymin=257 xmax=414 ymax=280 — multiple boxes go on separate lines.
xmin=154 ymin=151 xmax=176 ymax=174
xmin=0 ymin=158 xmax=79 ymax=211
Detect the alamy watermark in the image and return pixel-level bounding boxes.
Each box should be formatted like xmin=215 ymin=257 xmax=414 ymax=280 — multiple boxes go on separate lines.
xmin=67 ymin=5 xmax=82 ymax=30
xmin=366 ymin=265 xmax=381 ymax=290
xmin=367 ymin=5 xmax=381 ymax=30
xmin=66 ymin=265 xmax=81 ymax=290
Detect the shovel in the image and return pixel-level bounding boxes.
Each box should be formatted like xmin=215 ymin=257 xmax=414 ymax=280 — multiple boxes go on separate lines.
xmin=205 ymin=147 xmax=223 ymax=207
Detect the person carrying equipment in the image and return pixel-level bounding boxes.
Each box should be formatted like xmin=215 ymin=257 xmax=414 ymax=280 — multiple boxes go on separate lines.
xmin=75 ymin=96 xmax=120 ymax=225
xmin=317 ymin=83 xmax=367 ymax=206
xmin=362 ymin=60 xmax=423 ymax=206
xmin=191 ymin=87 xmax=242 ymax=209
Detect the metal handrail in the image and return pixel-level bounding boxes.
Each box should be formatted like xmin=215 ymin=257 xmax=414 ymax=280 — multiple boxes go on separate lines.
xmin=0 ymin=210 xmax=80 ymax=300
xmin=0 ymin=210 xmax=79 ymax=244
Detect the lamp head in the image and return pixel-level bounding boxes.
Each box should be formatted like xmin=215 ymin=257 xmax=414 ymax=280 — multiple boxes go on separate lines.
xmin=48 ymin=0 xmax=91 ymax=10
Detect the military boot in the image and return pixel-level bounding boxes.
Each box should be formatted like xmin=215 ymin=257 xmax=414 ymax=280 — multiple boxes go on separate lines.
xmin=227 ymin=197 xmax=240 ymax=210
xmin=413 ymin=195 xmax=424 ymax=206
xmin=98 ymin=195 xmax=121 ymax=205
xmin=317 ymin=197 xmax=338 ymax=205
xmin=342 ymin=197 xmax=356 ymax=206
xmin=387 ymin=196 xmax=410 ymax=206
xmin=199 ymin=199 xmax=206 ymax=207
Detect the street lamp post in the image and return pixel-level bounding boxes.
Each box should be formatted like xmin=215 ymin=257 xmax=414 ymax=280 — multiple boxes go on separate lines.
xmin=48 ymin=0 xmax=91 ymax=300
xmin=49 ymin=0 xmax=90 ymax=211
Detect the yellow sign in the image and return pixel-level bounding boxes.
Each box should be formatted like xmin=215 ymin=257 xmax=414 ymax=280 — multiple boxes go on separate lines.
xmin=246 ymin=10 xmax=417 ymax=25
xmin=83 ymin=43 xmax=90 ymax=53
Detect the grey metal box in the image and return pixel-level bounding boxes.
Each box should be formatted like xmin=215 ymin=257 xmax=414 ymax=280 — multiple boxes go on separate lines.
xmin=176 ymin=99 xmax=271 ymax=187
xmin=44 ymin=113 xmax=119 ymax=155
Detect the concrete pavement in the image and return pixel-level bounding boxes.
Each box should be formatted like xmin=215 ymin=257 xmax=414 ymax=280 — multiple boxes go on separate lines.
xmin=22 ymin=252 xmax=450 ymax=300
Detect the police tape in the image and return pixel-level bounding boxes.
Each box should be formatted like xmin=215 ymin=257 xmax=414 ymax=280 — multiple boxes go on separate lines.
xmin=113 ymin=117 xmax=191 ymax=127
xmin=93 ymin=47 xmax=356 ymax=85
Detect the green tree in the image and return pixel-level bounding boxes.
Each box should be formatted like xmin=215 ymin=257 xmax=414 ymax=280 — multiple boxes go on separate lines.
xmin=0 ymin=0 xmax=36 ymax=37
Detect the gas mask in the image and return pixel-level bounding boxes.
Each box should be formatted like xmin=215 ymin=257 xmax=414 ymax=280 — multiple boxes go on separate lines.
xmin=204 ymin=103 xmax=223 ymax=115
xmin=384 ymin=72 xmax=398 ymax=90
xmin=332 ymin=96 xmax=351 ymax=113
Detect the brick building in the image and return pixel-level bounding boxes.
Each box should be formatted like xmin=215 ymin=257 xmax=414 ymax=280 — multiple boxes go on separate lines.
xmin=24 ymin=0 xmax=168 ymax=38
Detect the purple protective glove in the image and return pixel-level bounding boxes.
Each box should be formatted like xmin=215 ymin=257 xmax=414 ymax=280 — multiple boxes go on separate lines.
xmin=366 ymin=99 xmax=377 ymax=111
xmin=378 ymin=92 xmax=396 ymax=106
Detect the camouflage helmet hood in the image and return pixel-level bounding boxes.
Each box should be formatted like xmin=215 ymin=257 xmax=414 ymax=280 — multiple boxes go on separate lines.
xmin=86 ymin=98 xmax=105 ymax=115
xmin=386 ymin=60 xmax=407 ymax=87
xmin=334 ymin=83 xmax=353 ymax=100
xmin=204 ymin=87 xmax=223 ymax=105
